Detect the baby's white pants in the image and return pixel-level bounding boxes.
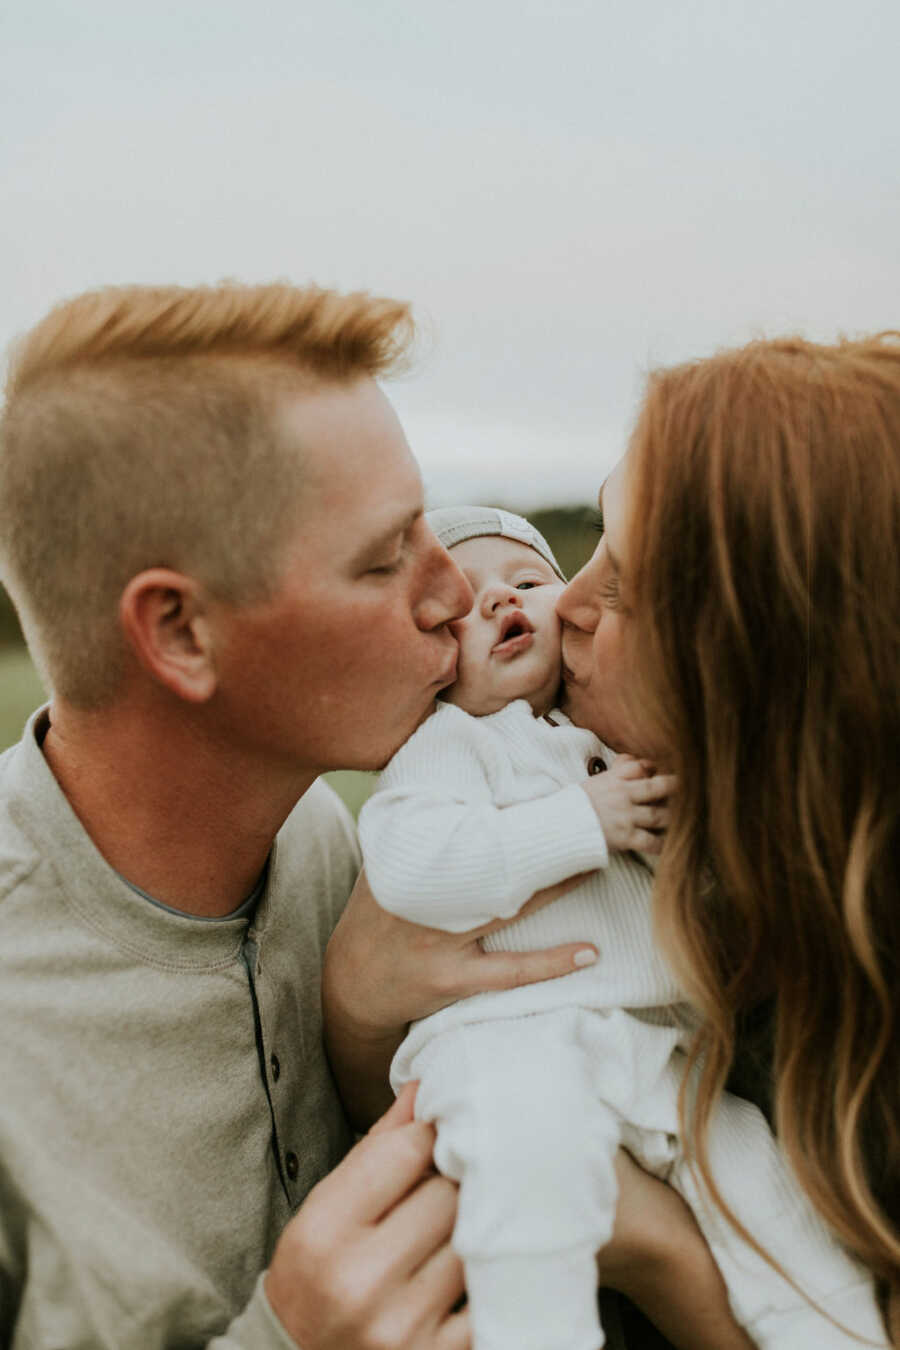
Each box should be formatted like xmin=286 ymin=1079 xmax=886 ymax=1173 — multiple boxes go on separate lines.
xmin=404 ymin=1007 xmax=885 ymax=1350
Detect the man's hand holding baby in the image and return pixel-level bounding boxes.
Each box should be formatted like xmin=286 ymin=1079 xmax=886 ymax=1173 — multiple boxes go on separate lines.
xmin=580 ymin=755 xmax=677 ymax=855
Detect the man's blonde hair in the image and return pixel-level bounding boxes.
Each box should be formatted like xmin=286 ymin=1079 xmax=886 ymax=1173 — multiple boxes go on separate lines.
xmin=0 ymin=282 xmax=414 ymax=707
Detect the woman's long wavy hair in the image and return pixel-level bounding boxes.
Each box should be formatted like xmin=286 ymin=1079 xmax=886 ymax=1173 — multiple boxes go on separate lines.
xmin=625 ymin=333 xmax=900 ymax=1338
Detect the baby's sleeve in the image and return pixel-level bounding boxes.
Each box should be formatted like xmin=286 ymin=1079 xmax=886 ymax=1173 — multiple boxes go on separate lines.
xmin=358 ymin=710 xmax=607 ymax=931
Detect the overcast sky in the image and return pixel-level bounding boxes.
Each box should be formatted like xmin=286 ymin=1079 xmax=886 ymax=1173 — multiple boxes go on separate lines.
xmin=3 ymin=0 xmax=899 ymax=508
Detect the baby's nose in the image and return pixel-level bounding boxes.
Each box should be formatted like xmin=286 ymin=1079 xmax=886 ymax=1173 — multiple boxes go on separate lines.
xmin=481 ymin=584 xmax=521 ymax=616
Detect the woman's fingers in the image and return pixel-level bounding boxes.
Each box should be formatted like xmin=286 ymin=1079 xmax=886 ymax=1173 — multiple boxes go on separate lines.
xmin=461 ymin=942 xmax=598 ymax=995
xmin=467 ymin=879 xmax=601 ymax=993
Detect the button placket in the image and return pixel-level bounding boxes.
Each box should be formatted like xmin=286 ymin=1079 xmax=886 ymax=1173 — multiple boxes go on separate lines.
xmin=241 ymin=927 xmax=296 ymax=1202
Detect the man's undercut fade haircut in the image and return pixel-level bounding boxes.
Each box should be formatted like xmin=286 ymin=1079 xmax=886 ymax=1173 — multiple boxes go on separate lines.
xmin=0 ymin=282 xmax=415 ymax=707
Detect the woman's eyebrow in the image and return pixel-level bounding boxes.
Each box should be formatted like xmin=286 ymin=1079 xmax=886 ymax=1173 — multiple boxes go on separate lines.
xmin=597 ymin=482 xmax=621 ymax=572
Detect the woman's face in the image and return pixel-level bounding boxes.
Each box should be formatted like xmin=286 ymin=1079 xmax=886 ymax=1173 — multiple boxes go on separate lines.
xmin=557 ymin=453 xmax=651 ymax=755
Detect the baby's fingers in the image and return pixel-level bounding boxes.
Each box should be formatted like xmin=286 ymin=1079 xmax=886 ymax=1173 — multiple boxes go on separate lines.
xmin=629 ymin=773 xmax=678 ymax=804
xmin=609 ymin=754 xmax=644 ymax=779
xmin=632 ymin=829 xmax=665 ymax=855
xmin=633 ymin=803 xmax=669 ymax=831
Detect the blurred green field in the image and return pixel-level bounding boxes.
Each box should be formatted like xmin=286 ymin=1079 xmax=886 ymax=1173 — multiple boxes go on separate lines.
xmin=0 ymin=646 xmax=46 ymax=751
xmin=0 ymin=504 xmax=598 ymax=816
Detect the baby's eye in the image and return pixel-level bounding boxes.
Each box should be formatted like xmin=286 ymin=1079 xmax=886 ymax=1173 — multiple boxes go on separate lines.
xmin=515 ymin=580 xmax=538 ymax=590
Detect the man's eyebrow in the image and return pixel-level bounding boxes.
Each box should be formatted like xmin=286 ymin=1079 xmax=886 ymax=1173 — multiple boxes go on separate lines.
xmin=354 ymin=507 xmax=422 ymax=560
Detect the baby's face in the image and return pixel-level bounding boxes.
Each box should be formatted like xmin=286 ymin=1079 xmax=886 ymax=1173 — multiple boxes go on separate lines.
xmin=442 ymin=535 xmax=564 ymax=717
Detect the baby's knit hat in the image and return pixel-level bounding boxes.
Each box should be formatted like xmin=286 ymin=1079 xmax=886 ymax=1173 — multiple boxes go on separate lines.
xmin=426 ymin=505 xmax=565 ymax=580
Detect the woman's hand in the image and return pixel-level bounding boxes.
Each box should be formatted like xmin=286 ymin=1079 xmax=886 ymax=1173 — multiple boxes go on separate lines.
xmin=322 ymin=868 xmax=598 ymax=1127
xmin=598 ymin=1150 xmax=756 ymax=1350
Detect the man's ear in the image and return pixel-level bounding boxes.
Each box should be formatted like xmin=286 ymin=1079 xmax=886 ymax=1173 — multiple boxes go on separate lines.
xmin=119 ymin=569 xmax=218 ymax=703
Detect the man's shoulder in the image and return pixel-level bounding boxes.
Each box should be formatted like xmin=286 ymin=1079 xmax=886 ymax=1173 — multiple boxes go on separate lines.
xmin=0 ymin=816 xmax=41 ymax=915
xmin=276 ymin=777 xmax=361 ymax=878
xmin=282 ymin=775 xmax=357 ymax=835
xmin=265 ymin=779 xmax=361 ymax=941
xmin=0 ymin=733 xmax=24 ymax=797
xmin=0 ymin=739 xmax=44 ymax=915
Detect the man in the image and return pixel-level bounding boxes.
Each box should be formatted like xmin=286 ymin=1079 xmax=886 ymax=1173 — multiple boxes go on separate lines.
xmin=0 ymin=282 xmax=595 ymax=1348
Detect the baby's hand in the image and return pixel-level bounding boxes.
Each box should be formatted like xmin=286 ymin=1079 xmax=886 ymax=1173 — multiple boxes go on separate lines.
xmin=580 ymin=754 xmax=677 ymax=855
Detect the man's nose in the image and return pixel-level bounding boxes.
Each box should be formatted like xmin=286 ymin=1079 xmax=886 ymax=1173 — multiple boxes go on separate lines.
xmin=480 ymin=584 xmax=521 ymax=619
xmin=416 ymin=544 xmax=473 ymax=630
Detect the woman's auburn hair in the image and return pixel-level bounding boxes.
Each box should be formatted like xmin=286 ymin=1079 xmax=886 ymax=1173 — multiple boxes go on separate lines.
xmin=628 ymin=332 xmax=900 ymax=1335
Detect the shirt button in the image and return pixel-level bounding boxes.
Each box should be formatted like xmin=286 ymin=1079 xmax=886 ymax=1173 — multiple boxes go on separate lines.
xmin=270 ymin=1053 xmax=281 ymax=1082
xmin=285 ymin=1151 xmax=299 ymax=1181
xmin=588 ymin=756 xmax=606 ymax=775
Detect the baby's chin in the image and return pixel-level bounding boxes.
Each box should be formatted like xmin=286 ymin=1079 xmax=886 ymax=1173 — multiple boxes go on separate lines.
xmin=438 ymin=683 xmax=511 ymax=718
xmin=440 ymin=680 xmax=564 ymax=721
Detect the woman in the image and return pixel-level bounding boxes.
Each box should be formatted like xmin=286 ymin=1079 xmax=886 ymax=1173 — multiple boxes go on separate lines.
xmin=325 ymin=332 xmax=898 ymax=1349
xmin=558 ymin=332 xmax=900 ymax=1345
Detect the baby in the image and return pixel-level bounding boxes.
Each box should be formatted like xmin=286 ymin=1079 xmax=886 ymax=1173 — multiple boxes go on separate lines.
xmin=358 ymin=506 xmax=884 ymax=1350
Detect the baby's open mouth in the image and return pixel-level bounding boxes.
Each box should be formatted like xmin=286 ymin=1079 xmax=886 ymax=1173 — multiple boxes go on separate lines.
xmin=493 ymin=612 xmax=535 ymax=654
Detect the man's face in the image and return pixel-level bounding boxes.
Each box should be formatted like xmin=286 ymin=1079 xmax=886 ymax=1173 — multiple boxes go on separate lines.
xmin=442 ymin=535 xmax=564 ymax=717
xmin=213 ymin=377 xmax=473 ymax=775
xmin=556 ymin=454 xmax=649 ymax=755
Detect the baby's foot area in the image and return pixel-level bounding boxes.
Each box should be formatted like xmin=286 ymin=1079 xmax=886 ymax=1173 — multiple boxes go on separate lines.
xmin=464 ymin=1244 xmax=604 ymax=1350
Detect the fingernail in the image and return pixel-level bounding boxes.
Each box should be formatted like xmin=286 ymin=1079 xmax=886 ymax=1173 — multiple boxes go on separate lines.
xmin=573 ymin=947 xmax=597 ymax=967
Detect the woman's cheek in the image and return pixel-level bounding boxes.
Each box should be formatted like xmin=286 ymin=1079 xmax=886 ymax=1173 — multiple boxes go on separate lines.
xmin=582 ymin=622 xmax=642 ymax=750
